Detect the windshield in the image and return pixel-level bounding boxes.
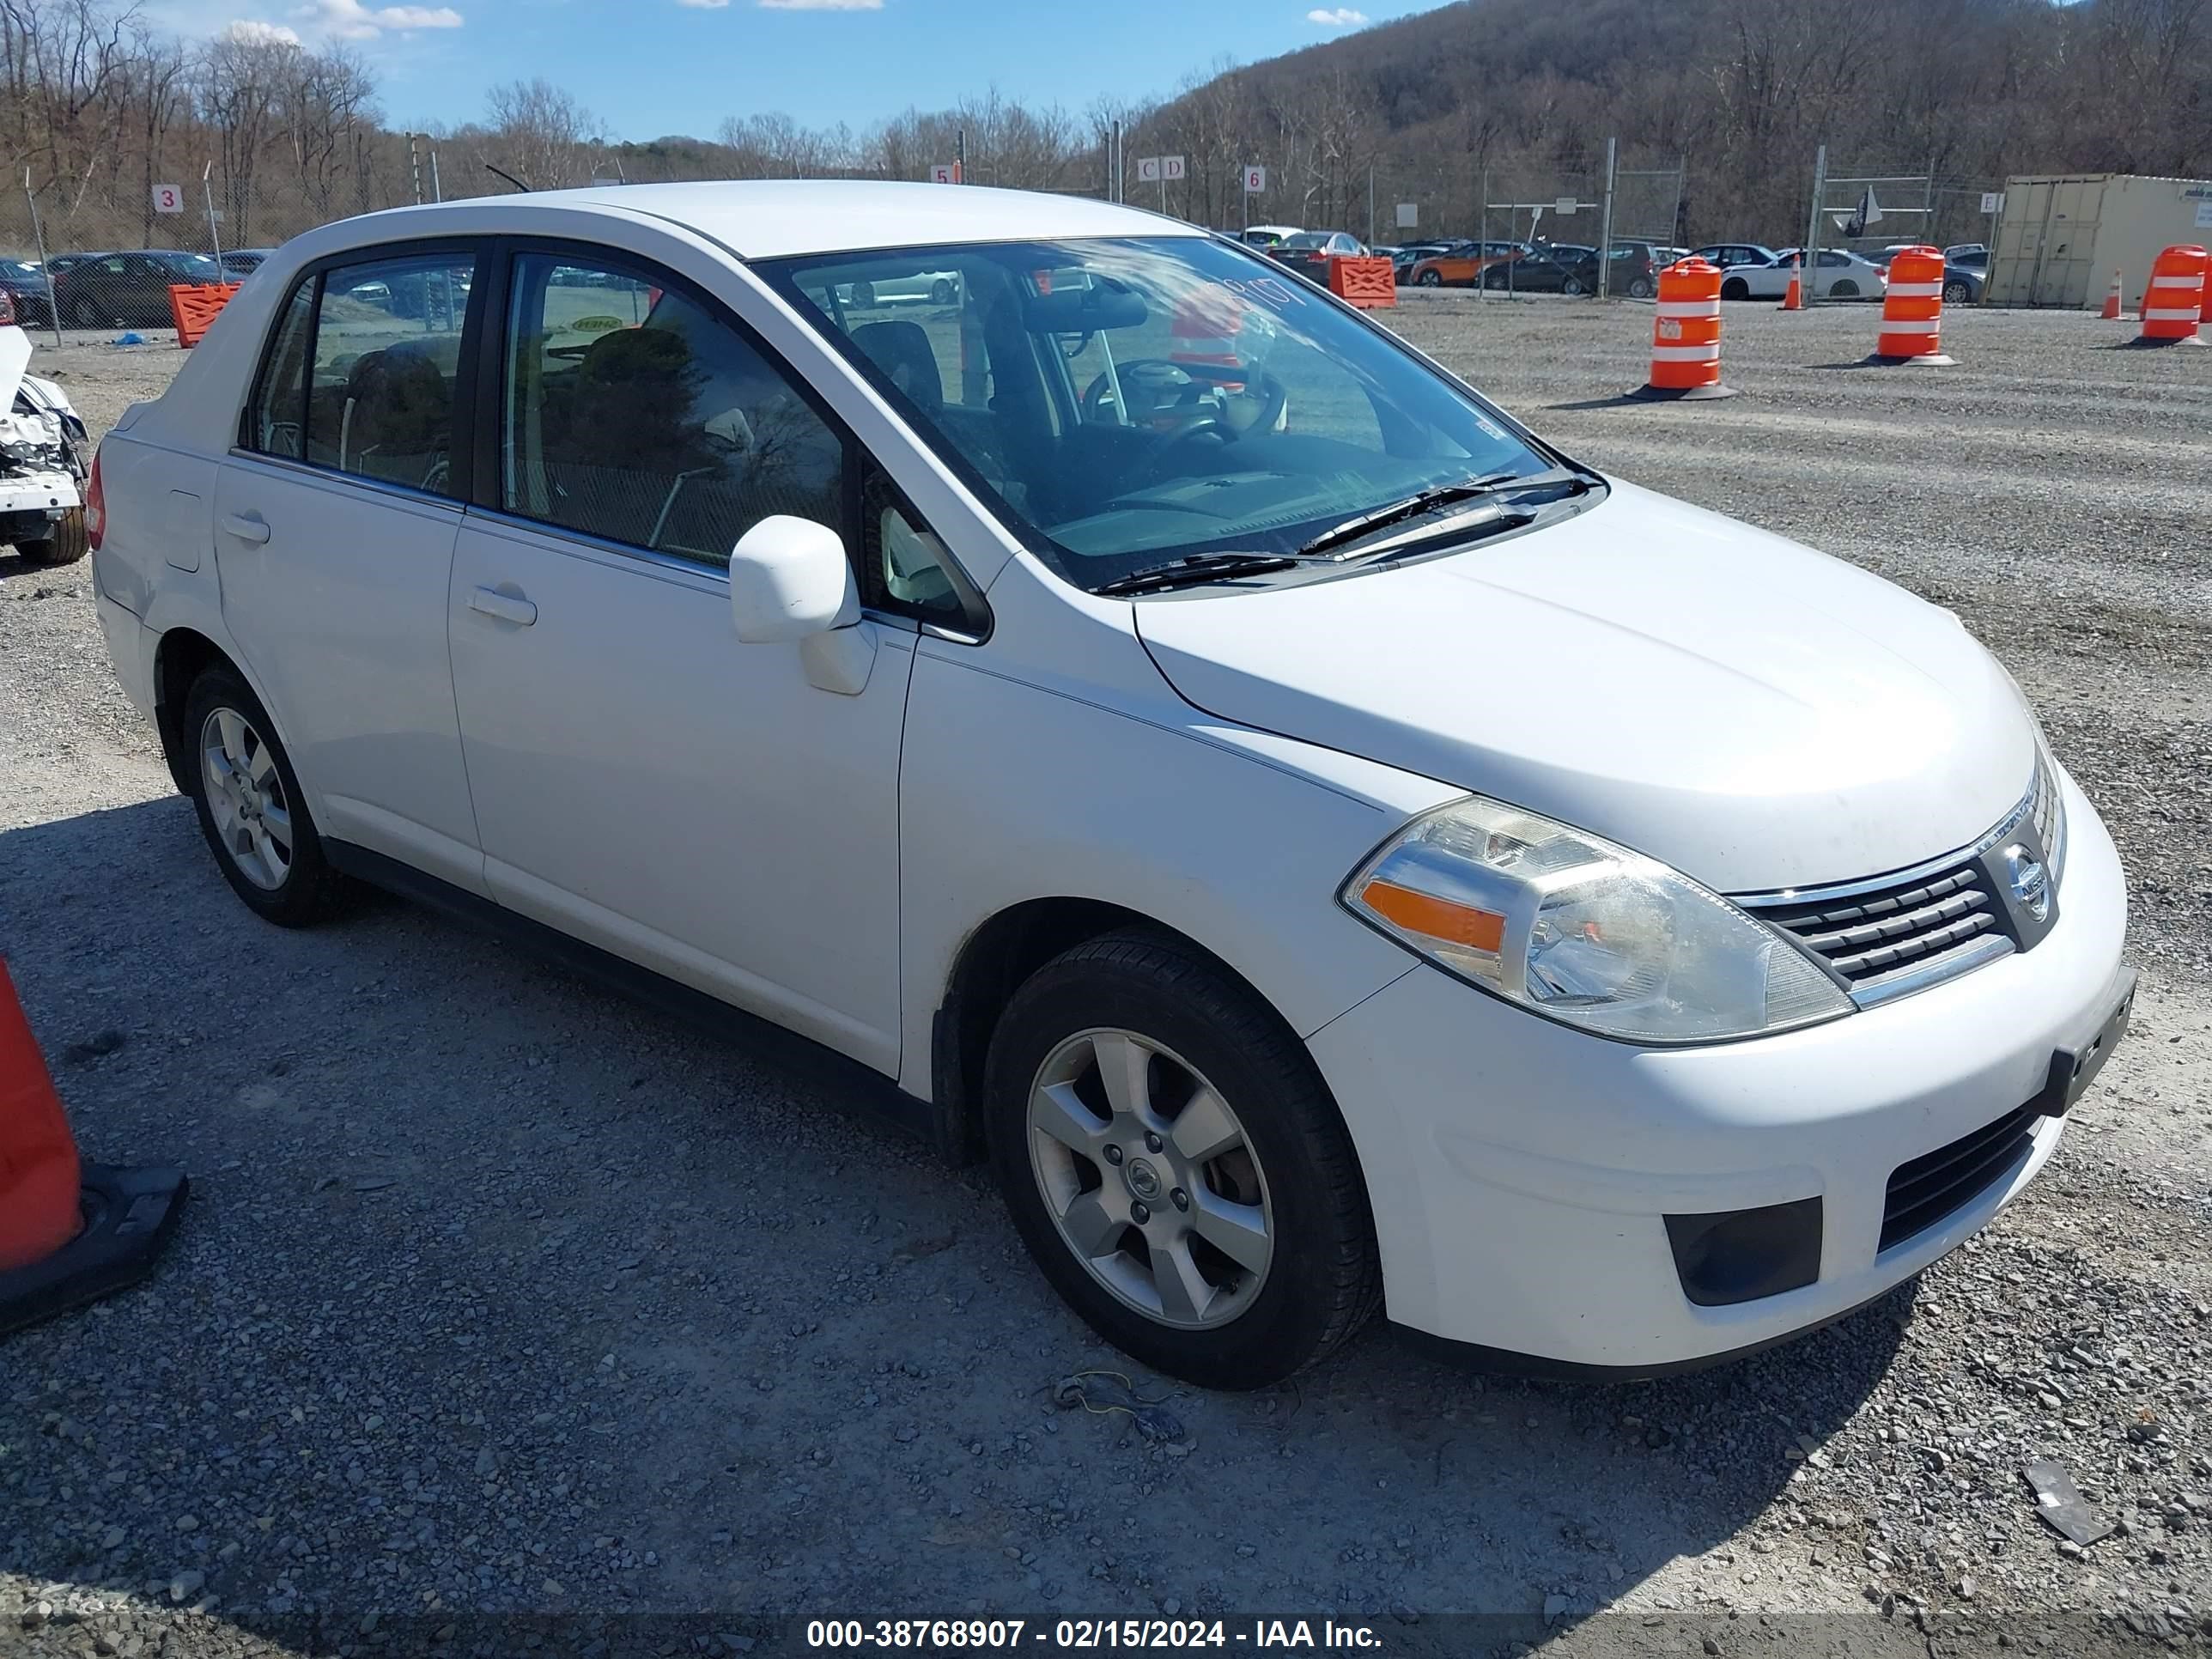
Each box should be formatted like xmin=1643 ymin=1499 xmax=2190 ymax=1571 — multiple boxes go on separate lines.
xmin=757 ymin=235 xmax=1557 ymax=593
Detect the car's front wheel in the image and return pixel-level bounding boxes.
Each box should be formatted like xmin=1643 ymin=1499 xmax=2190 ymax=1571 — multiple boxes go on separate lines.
xmin=182 ymin=665 xmax=349 ymax=927
xmin=985 ymin=929 xmax=1380 ymax=1389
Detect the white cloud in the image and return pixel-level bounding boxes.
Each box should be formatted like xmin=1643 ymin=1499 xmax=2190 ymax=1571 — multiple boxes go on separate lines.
xmin=1306 ymin=5 xmax=1366 ymax=22
xmin=758 ymin=0 xmax=883 ymax=9
xmin=222 ymin=15 xmax=301 ymax=41
xmin=290 ymin=0 xmax=462 ymax=37
xmin=678 ymin=0 xmax=731 ymax=8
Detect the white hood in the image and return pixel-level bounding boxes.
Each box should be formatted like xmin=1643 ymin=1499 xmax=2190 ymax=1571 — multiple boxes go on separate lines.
xmin=1136 ymin=479 xmax=2033 ymax=893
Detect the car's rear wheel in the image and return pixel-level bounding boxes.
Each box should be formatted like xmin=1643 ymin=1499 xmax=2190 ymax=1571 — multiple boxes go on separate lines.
xmin=1942 ymin=280 xmax=1972 ymax=305
xmin=1832 ymin=279 xmax=1859 ymax=299
xmin=1416 ymin=269 xmax=1442 ymax=287
xmin=1562 ymin=276 xmax=1586 ymax=296
xmin=985 ymin=929 xmax=1380 ymax=1389
xmin=182 ymin=665 xmax=349 ymax=927
xmin=1720 ymin=276 xmax=1750 ymax=301
xmin=15 ymin=507 xmax=88 ymax=566
xmin=1628 ymin=276 xmax=1656 ymax=300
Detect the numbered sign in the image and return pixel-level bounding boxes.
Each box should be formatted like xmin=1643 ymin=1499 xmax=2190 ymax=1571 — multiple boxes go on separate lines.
xmin=1243 ymin=165 xmax=1266 ymax=194
xmin=151 ymin=183 xmax=184 ymax=215
xmin=928 ymin=163 xmax=957 ymax=185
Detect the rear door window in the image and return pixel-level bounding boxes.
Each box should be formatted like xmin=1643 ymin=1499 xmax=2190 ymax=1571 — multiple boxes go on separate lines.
xmin=241 ymin=248 xmax=477 ymax=499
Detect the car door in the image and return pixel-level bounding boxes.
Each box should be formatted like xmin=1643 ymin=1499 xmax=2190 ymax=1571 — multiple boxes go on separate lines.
xmin=446 ymin=246 xmax=928 ymax=1073
xmin=213 ymin=243 xmax=487 ymax=893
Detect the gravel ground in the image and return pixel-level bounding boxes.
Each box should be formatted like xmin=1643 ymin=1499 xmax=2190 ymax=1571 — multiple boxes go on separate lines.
xmin=3 ymin=301 xmax=2209 ymax=1658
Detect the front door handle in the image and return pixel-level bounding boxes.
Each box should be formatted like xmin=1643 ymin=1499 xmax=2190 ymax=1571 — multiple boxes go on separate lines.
xmin=468 ymin=586 xmax=538 ymax=627
xmin=219 ymin=512 xmax=270 ymax=544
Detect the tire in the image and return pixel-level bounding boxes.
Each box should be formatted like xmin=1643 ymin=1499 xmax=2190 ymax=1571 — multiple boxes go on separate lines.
xmin=15 ymin=506 xmax=88 ymax=566
xmin=930 ymin=277 xmax=956 ymax=306
xmin=1832 ymin=280 xmax=1859 ymax=299
xmin=181 ymin=665 xmax=349 ymax=927
xmin=1628 ymin=276 xmax=1656 ymax=300
xmin=1416 ymin=269 xmax=1442 ymax=287
xmin=1720 ymin=277 xmax=1750 ymax=301
xmin=1562 ymin=276 xmax=1586 ymax=296
xmin=1943 ymin=280 xmax=1972 ymax=305
xmin=984 ymin=928 xmax=1381 ymax=1389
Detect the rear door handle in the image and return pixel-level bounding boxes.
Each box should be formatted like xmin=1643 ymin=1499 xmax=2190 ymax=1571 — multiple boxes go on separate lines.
xmin=469 ymin=586 xmax=538 ymax=627
xmin=219 ymin=512 xmax=270 ymax=544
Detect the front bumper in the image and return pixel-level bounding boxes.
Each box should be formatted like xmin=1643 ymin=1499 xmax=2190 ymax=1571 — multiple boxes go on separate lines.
xmin=1306 ymin=771 xmax=2130 ymax=1371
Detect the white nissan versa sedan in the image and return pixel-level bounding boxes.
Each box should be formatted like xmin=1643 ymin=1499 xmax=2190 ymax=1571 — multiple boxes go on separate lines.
xmin=88 ymin=182 xmax=2133 ymax=1389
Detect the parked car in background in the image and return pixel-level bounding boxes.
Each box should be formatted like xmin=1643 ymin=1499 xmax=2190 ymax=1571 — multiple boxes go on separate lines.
xmin=220 ymin=248 xmax=276 ymax=279
xmin=1389 ymin=242 xmax=1451 ymax=281
xmin=0 ymin=258 xmax=56 ymax=326
xmin=1944 ymin=243 xmax=1989 ymax=265
xmin=1238 ymin=224 xmax=1302 ymax=250
xmin=1720 ymin=247 xmax=1886 ymax=301
xmin=51 ymin=249 xmax=226 ymax=329
xmin=1481 ymin=248 xmax=1595 ymax=295
xmin=1268 ymin=230 xmax=1366 ymax=283
xmin=1940 ymin=261 xmax=1984 ymax=305
xmin=1405 ymin=240 xmax=1523 ymax=288
xmin=1601 ymin=240 xmax=1661 ymax=299
xmin=1689 ymin=243 xmax=1781 ymax=273
xmin=88 ymin=179 xmax=2132 ymax=1389
xmin=834 ymin=267 xmax=963 ymax=307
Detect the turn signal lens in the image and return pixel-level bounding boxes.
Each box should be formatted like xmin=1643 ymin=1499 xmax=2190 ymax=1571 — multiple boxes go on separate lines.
xmin=83 ymin=447 xmax=104 ymax=550
xmin=1357 ymin=879 xmax=1504 ymax=954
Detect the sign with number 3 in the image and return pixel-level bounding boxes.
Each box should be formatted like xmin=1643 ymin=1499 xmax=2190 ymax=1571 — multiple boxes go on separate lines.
xmin=151 ymin=183 xmax=184 ymax=215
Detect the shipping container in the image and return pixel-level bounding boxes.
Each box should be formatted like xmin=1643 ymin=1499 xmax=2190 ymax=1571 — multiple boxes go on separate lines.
xmin=1988 ymin=173 xmax=2212 ymax=309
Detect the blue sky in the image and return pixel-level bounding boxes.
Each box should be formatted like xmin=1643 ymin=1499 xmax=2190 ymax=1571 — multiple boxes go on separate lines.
xmin=174 ymin=0 xmax=1454 ymax=142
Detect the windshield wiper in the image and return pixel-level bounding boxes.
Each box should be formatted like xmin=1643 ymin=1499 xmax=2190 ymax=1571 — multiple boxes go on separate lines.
xmin=1293 ymin=466 xmax=1591 ymax=560
xmin=1093 ymin=550 xmax=1339 ymax=596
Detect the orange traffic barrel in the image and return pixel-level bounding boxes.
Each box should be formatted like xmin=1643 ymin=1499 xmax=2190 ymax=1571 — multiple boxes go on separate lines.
xmin=1631 ymin=258 xmax=1737 ymax=400
xmin=1870 ymin=246 xmax=1953 ymax=364
xmin=0 ymin=957 xmax=188 ymax=1337
xmin=2140 ymin=246 xmax=2207 ymax=345
xmin=1169 ymin=287 xmax=1250 ymax=389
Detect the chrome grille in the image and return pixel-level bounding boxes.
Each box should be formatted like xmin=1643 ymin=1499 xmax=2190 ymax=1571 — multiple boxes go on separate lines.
xmin=1735 ymin=753 xmax=2061 ymax=1006
xmin=1756 ymin=862 xmax=2002 ymax=985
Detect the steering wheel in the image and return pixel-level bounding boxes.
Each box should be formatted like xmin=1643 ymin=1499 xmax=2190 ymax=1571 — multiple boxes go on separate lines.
xmin=1082 ymin=359 xmax=1288 ymax=441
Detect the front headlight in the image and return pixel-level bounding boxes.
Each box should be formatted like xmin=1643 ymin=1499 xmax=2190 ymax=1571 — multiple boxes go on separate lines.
xmin=1341 ymin=799 xmax=1854 ymax=1044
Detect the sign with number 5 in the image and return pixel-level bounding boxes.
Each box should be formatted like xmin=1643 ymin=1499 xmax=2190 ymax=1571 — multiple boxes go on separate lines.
xmin=151 ymin=183 xmax=184 ymax=214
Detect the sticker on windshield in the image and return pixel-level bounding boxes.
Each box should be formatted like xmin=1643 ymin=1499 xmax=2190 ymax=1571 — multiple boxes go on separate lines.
xmin=1212 ymin=274 xmax=1307 ymax=311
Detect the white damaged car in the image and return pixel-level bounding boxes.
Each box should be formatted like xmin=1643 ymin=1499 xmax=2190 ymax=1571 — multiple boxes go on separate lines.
xmin=86 ymin=182 xmax=2131 ymax=1388
xmin=0 ymin=320 xmax=90 ymax=564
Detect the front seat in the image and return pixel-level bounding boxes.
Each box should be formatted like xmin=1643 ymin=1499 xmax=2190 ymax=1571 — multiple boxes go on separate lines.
xmin=850 ymin=321 xmax=944 ymax=408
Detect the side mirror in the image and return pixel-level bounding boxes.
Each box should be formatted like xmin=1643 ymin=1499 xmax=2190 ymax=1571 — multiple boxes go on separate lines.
xmin=729 ymin=515 xmax=860 ymax=643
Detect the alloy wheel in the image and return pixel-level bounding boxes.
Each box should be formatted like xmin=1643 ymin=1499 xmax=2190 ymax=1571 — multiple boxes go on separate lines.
xmin=1026 ymin=1028 xmax=1273 ymax=1329
xmin=200 ymin=706 xmax=295 ymax=891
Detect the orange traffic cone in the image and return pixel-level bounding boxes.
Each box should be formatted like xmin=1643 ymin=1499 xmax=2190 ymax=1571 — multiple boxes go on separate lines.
xmin=0 ymin=958 xmax=186 ymax=1338
xmin=1779 ymin=255 xmax=1804 ymax=312
xmin=2100 ymin=269 xmax=2124 ymax=320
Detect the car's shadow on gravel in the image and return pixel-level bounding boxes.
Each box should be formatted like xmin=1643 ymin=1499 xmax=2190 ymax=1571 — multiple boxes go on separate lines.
xmin=3 ymin=796 xmax=1907 ymax=1650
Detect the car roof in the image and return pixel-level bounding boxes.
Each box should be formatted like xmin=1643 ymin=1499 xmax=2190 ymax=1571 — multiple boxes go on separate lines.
xmin=353 ymin=180 xmax=1197 ymax=260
